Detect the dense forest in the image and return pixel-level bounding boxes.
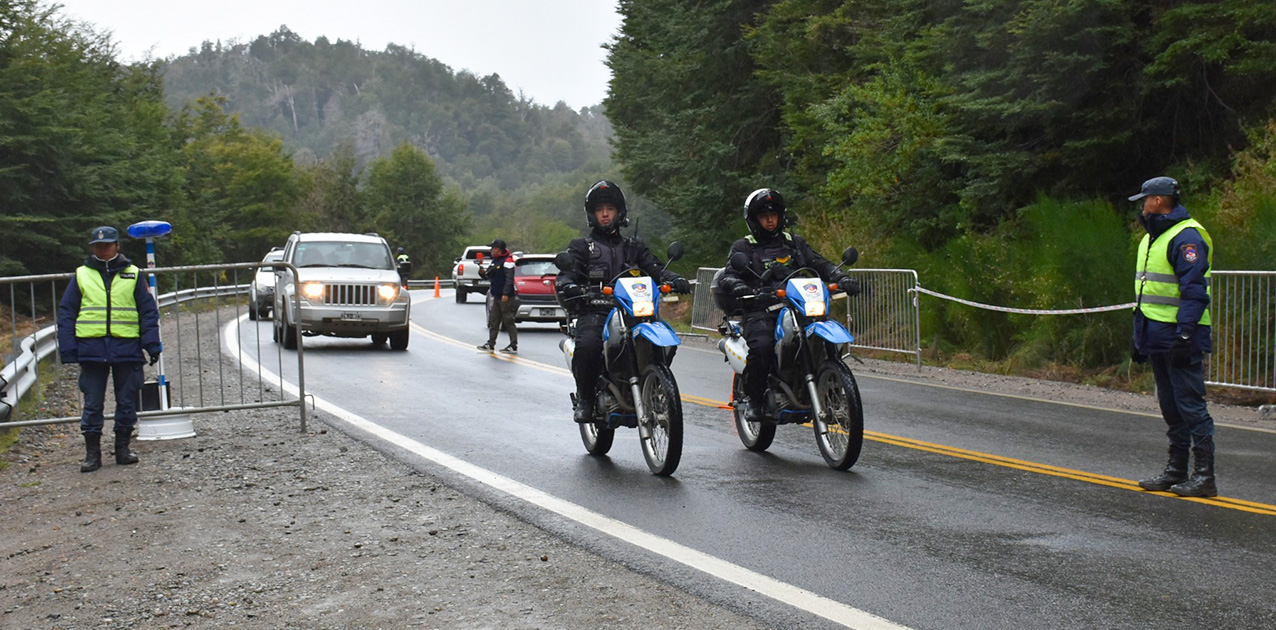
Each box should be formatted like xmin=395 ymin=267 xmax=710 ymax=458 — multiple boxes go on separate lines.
xmin=4 ymin=0 xmax=1275 ymax=375
xmin=607 ymin=0 xmax=1276 ymax=371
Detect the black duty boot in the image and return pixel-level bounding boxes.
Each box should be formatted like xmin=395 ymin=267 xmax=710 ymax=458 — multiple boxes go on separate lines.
xmin=80 ymin=433 xmax=102 ymax=473
xmin=573 ymin=398 xmax=595 ymax=424
xmin=114 ymin=432 xmax=139 ymax=466
xmin=1170 ymin=450 xmax=1217 ymax=498
xmin=1137 ymin=447 xmax=1189 ymax=491
xmin=741 ymin=396 xmax=765 ymax=424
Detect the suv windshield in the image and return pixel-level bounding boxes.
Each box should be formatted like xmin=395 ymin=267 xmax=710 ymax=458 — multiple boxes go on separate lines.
xmin=295 ymin=241 xmax=392 ymax=269
xmin=516 ymin=260 xmax=557 ymax=277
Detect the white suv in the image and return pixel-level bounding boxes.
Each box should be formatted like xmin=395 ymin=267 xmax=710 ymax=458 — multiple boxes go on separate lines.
xmin=273 ymin=232 xmax=411 ymax=350
xmin=450 ymin=245 xmax=491 ymax=303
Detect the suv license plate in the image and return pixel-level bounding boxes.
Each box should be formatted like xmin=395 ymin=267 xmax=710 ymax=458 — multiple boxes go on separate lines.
xmin=539 ymin=308 xmax=557 ymax=317
xmin=341 ymin=312 xmax=362 ymax=321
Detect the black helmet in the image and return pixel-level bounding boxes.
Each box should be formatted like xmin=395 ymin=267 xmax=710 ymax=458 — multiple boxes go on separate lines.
xmin=584 ymin=180 xmax=629 ymax=231
xmin=744 ymin=188 xmax=786 ymax=239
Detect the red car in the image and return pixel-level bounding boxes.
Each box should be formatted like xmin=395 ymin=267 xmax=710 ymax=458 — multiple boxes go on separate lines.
xmin=512 ymin=253 xmax=567 ymax=324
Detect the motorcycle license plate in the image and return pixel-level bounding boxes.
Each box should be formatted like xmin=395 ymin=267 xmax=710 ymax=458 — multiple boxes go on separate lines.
xmin=539 ymin=308 xmax=557 ymax=317
xmin=341 ymin=312 xmax=362 ymax=321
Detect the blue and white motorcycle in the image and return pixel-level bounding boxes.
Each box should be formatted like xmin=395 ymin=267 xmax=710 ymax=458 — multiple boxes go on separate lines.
xmin=555 ymin=243 xmax=686 ymax=476
xmin=717 ymin=247 xmax=865 ymax=470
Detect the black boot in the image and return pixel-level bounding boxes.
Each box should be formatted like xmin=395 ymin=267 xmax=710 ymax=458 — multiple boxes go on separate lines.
xmin=114 ymin=432 xmax=138 ymax=466
xmin=741 ymin=396 xmax=765 ymax=424
xmin=80 ymin=433 xmax=102 ymax=473
xmin=573 ymin=398 xmax=595 ymax=424
xmin=1137 ymin=447 xmax=1189 ymax=491
xmin=1170 ymin=450 xmax=1217 ymax=497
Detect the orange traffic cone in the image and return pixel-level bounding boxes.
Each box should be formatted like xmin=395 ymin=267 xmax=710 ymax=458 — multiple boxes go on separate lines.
xmin=433 ymin=277 xmax=441 ymax=298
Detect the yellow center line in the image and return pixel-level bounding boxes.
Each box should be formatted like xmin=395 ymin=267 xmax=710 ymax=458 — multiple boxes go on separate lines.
xmin=411 ymin=319 xmax=1275 ymax=516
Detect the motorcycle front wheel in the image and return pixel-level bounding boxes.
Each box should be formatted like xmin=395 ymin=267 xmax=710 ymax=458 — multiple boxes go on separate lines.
xmin=638 ymin=364 xmax=683 ymax=476
xmin=732 ymin=373 xmax=775 ymax=452
xmin=813 ymin=360 xmax=864 ymax=471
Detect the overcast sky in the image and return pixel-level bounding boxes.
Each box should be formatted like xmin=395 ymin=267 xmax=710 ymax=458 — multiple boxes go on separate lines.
xmin=50 ymin=0 xmax=621 ymax=109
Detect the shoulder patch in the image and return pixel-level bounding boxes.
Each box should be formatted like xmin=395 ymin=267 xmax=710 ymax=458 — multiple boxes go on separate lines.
xmin=1181 ymin=243 xmax=1199 ymax=264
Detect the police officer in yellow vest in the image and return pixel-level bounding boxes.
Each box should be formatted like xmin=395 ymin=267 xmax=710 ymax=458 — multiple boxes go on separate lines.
xmin=1129 ymin=177 xmax=1217 ymax=498
xmin=56 ymin=226 xmax=162 ymax=473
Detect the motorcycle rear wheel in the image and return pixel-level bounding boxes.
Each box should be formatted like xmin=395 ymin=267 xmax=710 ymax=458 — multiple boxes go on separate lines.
xmin=579 ymin=409 xmax=615 ymax=456
xmin=639 ymin=365 xmax=683 ymax=476
xmin=732 ymin=373 xmax=775 ymax=452
xmin=813 ymin=360 xmax=864 ymax=471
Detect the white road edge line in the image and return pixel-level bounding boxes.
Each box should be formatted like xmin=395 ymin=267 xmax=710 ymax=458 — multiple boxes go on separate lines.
xmin=224 ymin=316 xmax=911 ymax=630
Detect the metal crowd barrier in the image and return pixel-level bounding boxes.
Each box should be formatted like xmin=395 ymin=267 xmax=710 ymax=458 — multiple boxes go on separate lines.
xmin=1 ymin=262 xmax=309 ymax=430
xmin=1208 ymin=271 xmax=1276 ymax=393
xmin=691 ymin=267 xmax=724 ymax=332
xmin=845 ymin=269 xmax=922 ymax=367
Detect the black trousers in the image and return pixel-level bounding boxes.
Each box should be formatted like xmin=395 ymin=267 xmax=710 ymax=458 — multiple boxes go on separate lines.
xmin=742 ymin=312 xmax=779 ymax=401
xmin=572 ymin=311 xmax=609 ymax=399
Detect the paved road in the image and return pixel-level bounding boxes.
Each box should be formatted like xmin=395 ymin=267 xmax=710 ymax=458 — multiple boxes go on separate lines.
xmin=233 ymin=289 xmax=1276 ymax=630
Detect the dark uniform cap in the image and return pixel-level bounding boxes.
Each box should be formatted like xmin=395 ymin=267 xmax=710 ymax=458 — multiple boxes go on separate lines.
xmin=488 ymin=238 xmax=507 ymax=250
xmin=1128 ymin=176 xmax=1180 ymax=201
xmin=88 ymin=226 xmax=120 ymax=244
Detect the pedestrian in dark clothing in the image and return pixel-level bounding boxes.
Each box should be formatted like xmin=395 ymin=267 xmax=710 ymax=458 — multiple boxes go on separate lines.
xmin=554 ymin=180 xmax=691 ymax=423
xmin=1129 ymin=176 xmax=1218 ymax=498
xmin=477 ymin=238 xmax=518 ymax=354
xmin=715 ymin=188 xmax=859 ymax=423
xmin=56 ymin=226 xmax=162 ymax=472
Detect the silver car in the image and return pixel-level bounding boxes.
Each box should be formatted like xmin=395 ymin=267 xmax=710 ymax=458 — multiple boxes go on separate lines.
xmin=273 ymin=232 xmax=412 ymax=350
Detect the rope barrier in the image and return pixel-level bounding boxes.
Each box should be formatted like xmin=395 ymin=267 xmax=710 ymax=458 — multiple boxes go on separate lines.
xmin=909 ymin=286 xmax=1135 ymax=315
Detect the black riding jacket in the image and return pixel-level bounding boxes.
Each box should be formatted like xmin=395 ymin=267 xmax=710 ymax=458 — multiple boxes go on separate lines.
xmin=717 ymin=231 xmax=844 ymax=313
xmin=555 ymin=227 xmax=681 ymax=313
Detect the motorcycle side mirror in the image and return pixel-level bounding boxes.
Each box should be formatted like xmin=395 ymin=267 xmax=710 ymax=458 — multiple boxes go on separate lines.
xmin=553 ymin=251 xmax=573 ymax=271
xmin=841 ymin=247 xmax=859 ymax=267
xmin=729 ymin=251 xmax=750 ymax=272
xmin=666 ymin=241 xmax=684 ymax=262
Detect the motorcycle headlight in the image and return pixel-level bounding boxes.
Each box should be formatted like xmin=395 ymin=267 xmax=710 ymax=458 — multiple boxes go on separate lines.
xmin=378 ymin=284 xmax=399 ymax=301
xmin=301 ymin=282 xmax=325 ymax=300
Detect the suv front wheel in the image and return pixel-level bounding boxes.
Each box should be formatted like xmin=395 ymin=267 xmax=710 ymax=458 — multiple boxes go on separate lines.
xmin=389 ymin=328 xmax=409 ymax=350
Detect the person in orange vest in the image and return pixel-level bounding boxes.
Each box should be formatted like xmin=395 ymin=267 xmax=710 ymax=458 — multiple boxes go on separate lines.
xmin=1129 ymin=177 xmax=1217 ymax=498
xmin=56 ymin=226 xmax=162 ymax=472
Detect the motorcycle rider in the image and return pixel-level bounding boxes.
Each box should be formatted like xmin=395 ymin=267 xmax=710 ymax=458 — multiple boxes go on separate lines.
xmin=555 ymin=180 xmax=692 ymax=423
xmin=716 ymin=188 xmax=860 ymax=423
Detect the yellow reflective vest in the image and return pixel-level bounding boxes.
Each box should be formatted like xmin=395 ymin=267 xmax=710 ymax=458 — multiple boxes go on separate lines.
xmin=1135 ymin=218 xmax=1212 ymax=326
xmin=75 ymin=265 xmax=141 ymax=338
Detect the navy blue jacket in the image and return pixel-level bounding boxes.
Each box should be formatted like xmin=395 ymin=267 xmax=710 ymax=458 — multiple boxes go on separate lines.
xmin=482 ymin=253 xmax=516 ymax=298
xmin=57 ymin=254 xmax=162 ymax=364
xmin=1133 ymin=205 xmax=1212 ymax=354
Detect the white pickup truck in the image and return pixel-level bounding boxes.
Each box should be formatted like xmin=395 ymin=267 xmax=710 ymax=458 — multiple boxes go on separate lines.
xmin=450 ymin=245 xmax=491 ymax=303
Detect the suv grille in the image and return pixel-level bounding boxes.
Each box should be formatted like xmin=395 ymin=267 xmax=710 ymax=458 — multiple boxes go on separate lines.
xmin=324 ymin=284 xmax=378 ymax=306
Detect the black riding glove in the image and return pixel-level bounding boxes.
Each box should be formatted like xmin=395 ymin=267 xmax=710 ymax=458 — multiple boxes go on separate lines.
xmin=671 ymin=277 xmax=692 ymax=294
xmin=1170 ymin=336 xmax=1194 ymax=368
xmin=729 ymin=283 xmax=754 ymax=298
xmin=835 ymin=275 xmax=861 ymax=297
xmin=558 ymin=283 xmax=586 ymax=300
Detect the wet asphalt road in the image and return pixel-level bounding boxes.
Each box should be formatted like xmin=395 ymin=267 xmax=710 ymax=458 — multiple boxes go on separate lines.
xmin=236 ymin=290 xmax=1276 ymax=630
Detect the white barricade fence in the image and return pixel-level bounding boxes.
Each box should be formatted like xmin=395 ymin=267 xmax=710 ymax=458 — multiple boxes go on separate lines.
xmin=1207 ymin=271 xmax=1276 ymax=393
xmin=845 ymin=269 xmax=923 ymax=367
xmin=1 ymin=262 xmax=310 ymax=430
xmin=691 ymin=267 xmax=725 ymax=332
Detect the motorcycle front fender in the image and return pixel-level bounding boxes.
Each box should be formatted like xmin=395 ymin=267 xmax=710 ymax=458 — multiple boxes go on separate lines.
xmin=633 ymin=320 xmax=681 ymax=347
xmin=805 ymin=320 xmax=854 ymax=345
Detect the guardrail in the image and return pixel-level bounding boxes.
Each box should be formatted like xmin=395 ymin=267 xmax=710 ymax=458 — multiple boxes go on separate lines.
xmin=1 ymin=262 xmax=309 ymax=429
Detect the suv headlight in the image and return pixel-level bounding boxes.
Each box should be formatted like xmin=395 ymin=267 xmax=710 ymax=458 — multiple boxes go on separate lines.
xmin=378 ymin=284 xmax=399 ymax=301
xmin=301 ymin=282 xmax=325 ymax=300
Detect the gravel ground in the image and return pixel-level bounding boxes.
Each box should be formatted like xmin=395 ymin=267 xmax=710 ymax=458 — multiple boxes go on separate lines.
xmin=3 ymin=312 xmax=1271 ymax=630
